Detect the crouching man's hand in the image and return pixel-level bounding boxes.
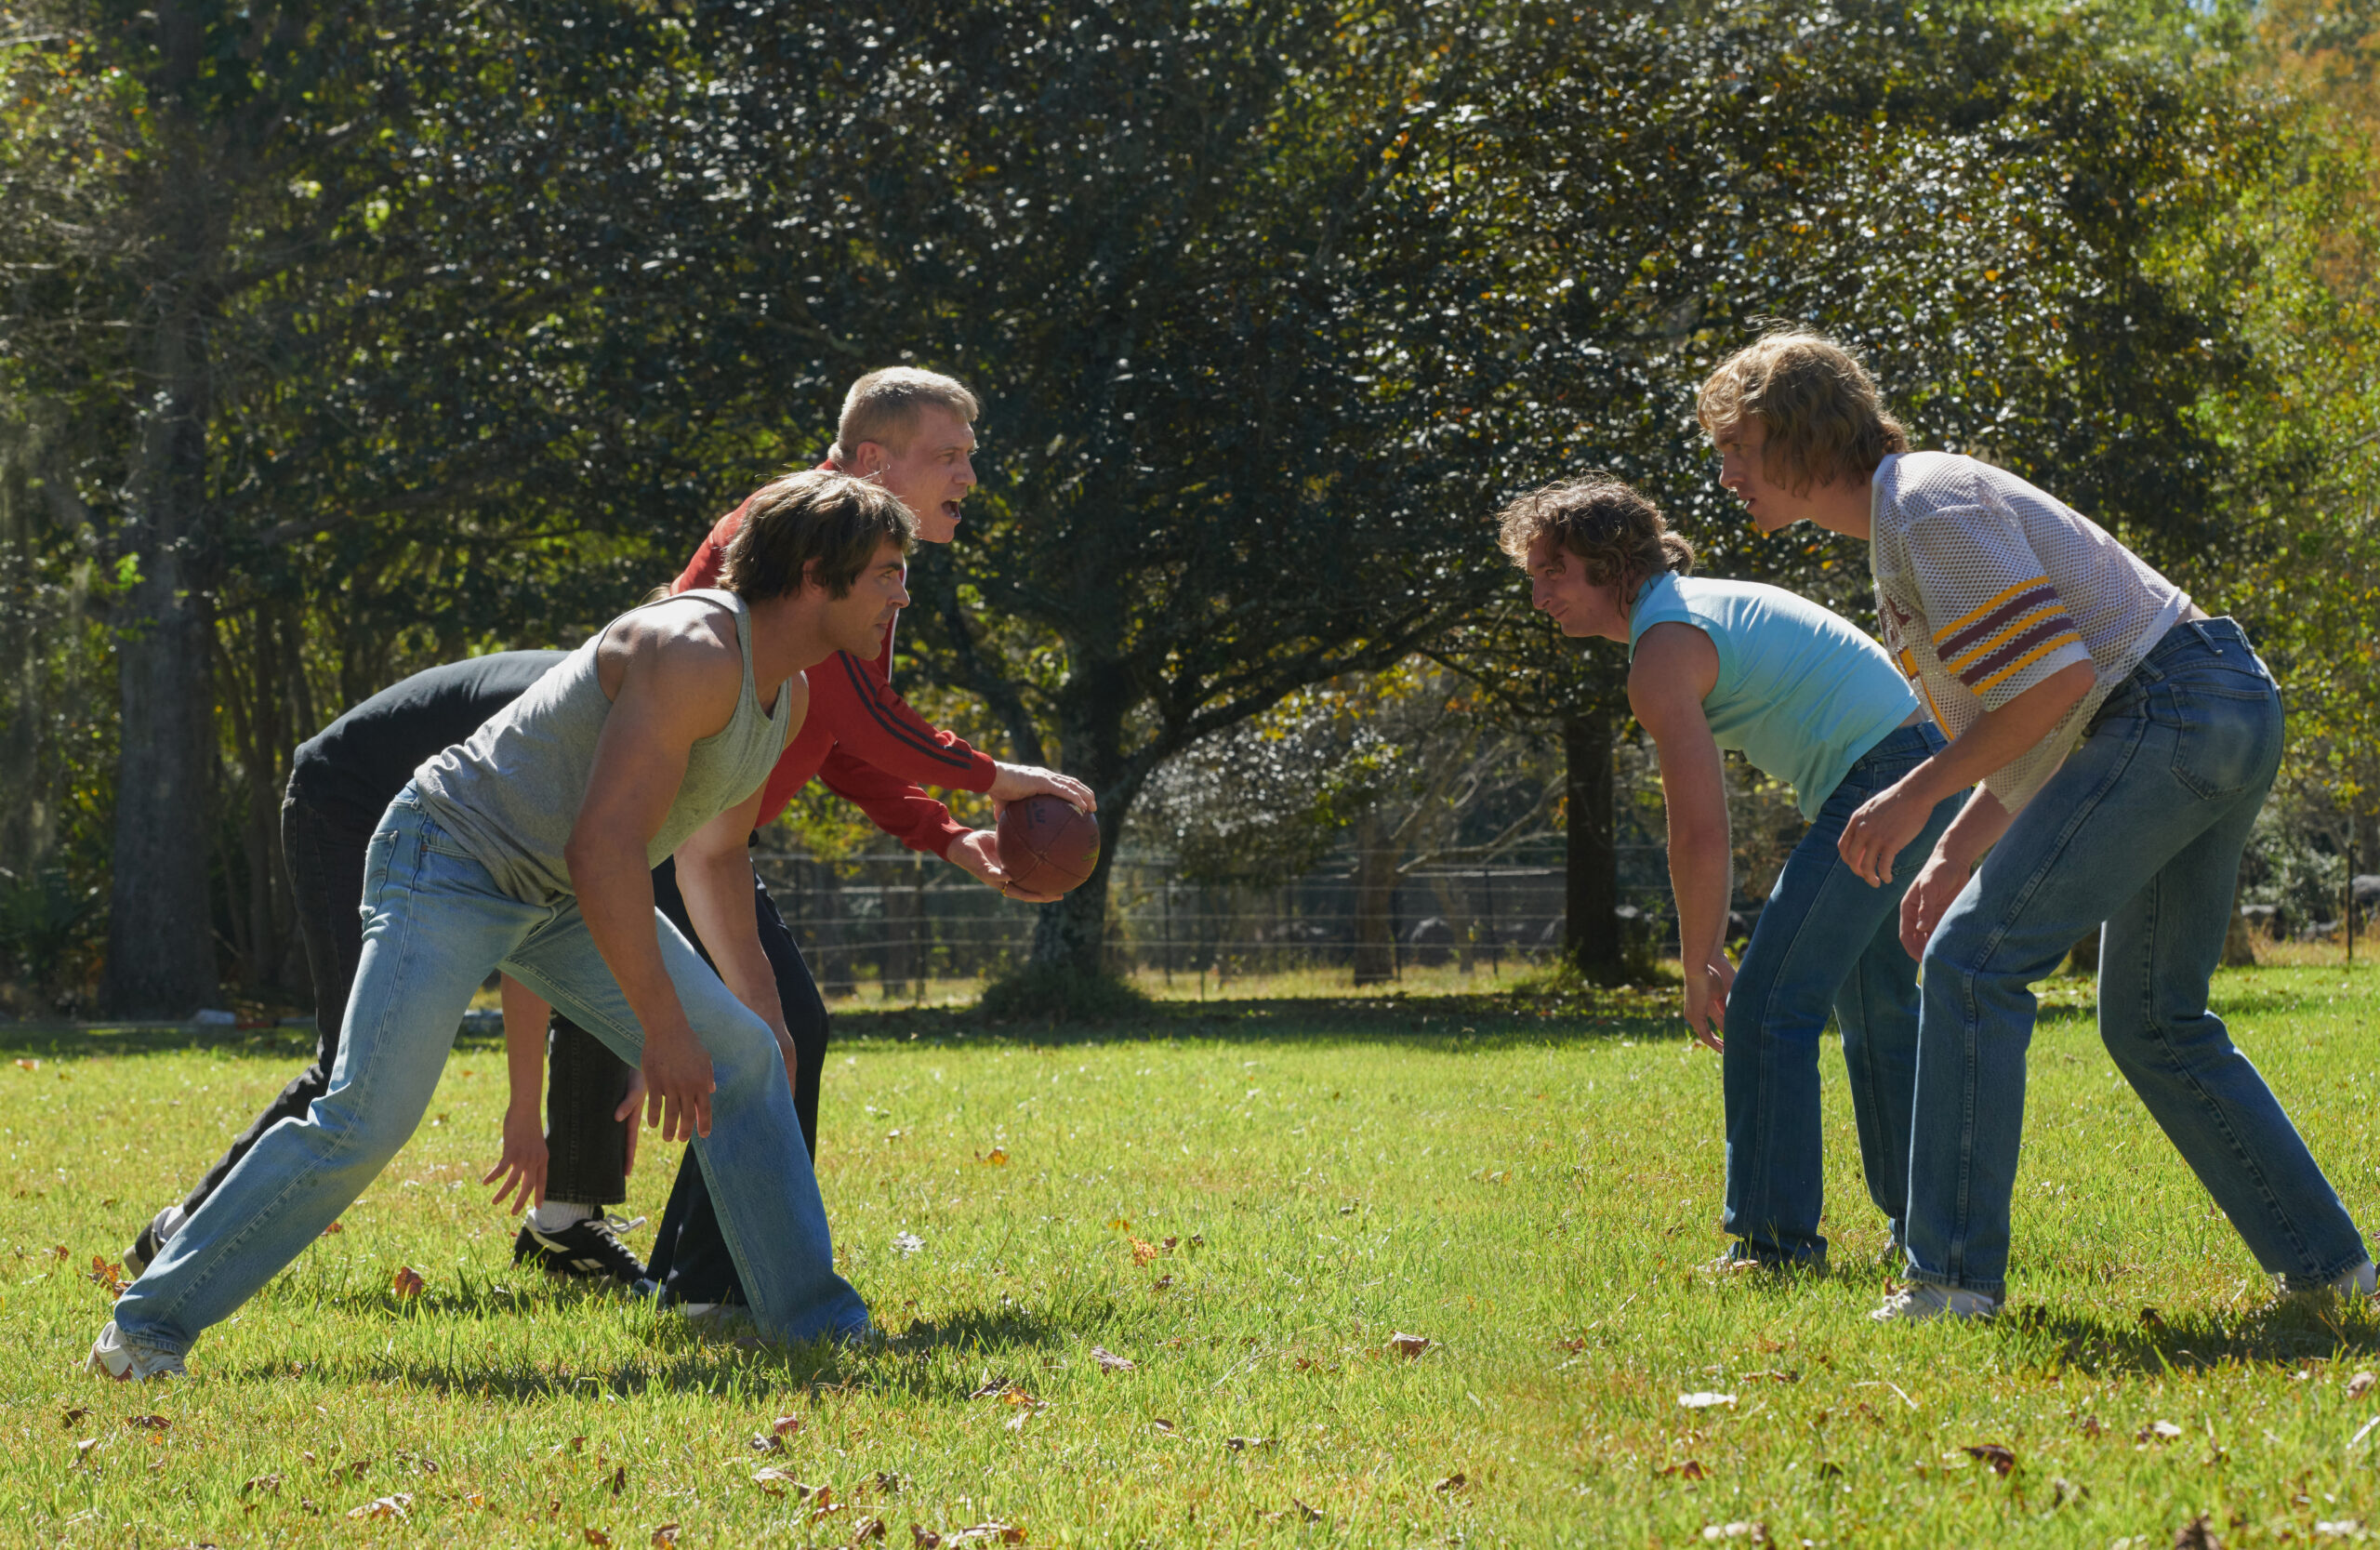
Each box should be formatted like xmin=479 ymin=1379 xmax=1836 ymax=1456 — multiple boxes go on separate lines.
xmin=946 ymin=828 xmax=1066 ymax=903
xmin=986 ymin=761 xmax=1096 ymax=816
xmin=1683 ymin=954 xmax=1734 ymax=1053
xmin=641 ymin=1023 xmax=716 ymax=1143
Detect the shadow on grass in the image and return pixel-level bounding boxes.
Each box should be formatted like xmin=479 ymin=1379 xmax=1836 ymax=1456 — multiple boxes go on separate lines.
xmin=1996 ymin=1298 xmax=2380 ymax=1377
xmin=0 ymin=998 xmax=1689 ymax=1060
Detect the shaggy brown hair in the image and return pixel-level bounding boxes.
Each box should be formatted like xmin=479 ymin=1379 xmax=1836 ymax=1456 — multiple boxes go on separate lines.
xmin=1495 ymin=476 xmax=1695 ymax=591
xmin=1697 ymin=331 xmax=1909 ymax=493
xmin=720 ymin=470 xmax=915 ymax=602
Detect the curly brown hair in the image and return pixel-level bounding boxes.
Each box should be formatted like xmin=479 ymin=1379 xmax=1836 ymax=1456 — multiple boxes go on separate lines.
xmin=1696 ymin=331 xmax=1909 ymax=493
xmin=1495 ymin=476 xmax=1695 ymax=591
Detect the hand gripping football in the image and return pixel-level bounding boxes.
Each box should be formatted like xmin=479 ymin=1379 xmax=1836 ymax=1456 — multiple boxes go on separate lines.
xmin=995 ymin=795 xmax=1100 ymax=896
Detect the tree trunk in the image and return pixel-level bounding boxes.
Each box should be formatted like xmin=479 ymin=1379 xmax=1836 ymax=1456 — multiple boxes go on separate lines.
xmin=1028 ymin=661 xmax=1130 ymax=975
xmin=2222 ymin=877 xmax=2257 ymax=969
xmin=1350 ymin=808 xmax=1399 ymax=986
xmin=99 ymin=305 xmax=220 ymax=1018
xmin=1563 ymin=708 xmax=1622 ymax=982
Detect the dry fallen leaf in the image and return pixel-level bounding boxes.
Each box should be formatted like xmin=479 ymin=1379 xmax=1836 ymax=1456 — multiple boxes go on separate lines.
xmin=750 ymin=1433 xmax=785 ymax=1454
xmin=1105 ymin=1217 xmax=1130 ymax=1231
xmin=585 ymin=1530 xmax=612 ymax=1547
xmin=944 ymin=1525 xmax=1025 ymax=1546
xmin=1679 ymin=1393 xmax=1737 ymax=1411
xmin=390 ymin=1265 xmax=426 ymax=1298
xmin=772 ymin=1413 xmax=804 ymax=1437
xmin=320 ymin=1222 xmax=342 ymax=1237
xmin=243 ymin=1473 xmax=283 ymax=1496
xmin=60 ymin=1407 xmax=87 ymax=1430
xmin=610 ymin=1464 xmax=626 ymax=1497
xmin=1659 ymin=1460 xmax=1710 ymax=1480
xmin=2144 ymin=1420 xmax=2184 ymax=1442
xmin=967 ymin=1379 xmax=1012 ymax=1400
xmin=1388 ymin=1332 xmax=1432 ymax=1358
xmin=125 ymin=1414 xmax=169 ymax=1432
xmin=345 ymin=1493 xmax=412 ymax=1521
xmin=1225 ymin=1436 xmax=1270 ymax=1451
xmin=1150 ymin=1418 xmax=1177 ymax=1437
xmin=2348 ymin=1371 xmax=2376 ymax=1400
xmin=1130 ymin=1239 xmax=1160 ymax=1266
xmin=1700 ymin=1523 xmax=1768 ymax=1543
xmin=47 ymin=1244 xmax=67 ymax=1260
xmin=751 ymin=1467 xmax=809 ymax=1496
xmin=852 ymin=1517 xmax=887 ymax=1543
xmin=1292 ymin=1499 xmax=1326 ymax=1524
xmin=1963 ymin=1443 xmax=2016 ymax=1477
xmin=2172 ymin=1514 xmax=2223 ymax=1550
xmin=979 ymin=1148 xmax=1009 ymax=1166
xmin=913 ymin=1527 xmax=943 ymax=1549
xmin=2138 ymin=1306 xmax=2166 ymax=1330
xmin=86 ymin=1255 xmax=125 ymax=1294
xmin=1150 ymin=1275 xmax=1174 ymax=1292
xmin=1435 ymin=1472 xmax=1468 ymax=1493
xmin=1091 ymin=1346 xmax=1134 ymax=1373
xmin=650 ymin=1526 xmax=680 ymax=1548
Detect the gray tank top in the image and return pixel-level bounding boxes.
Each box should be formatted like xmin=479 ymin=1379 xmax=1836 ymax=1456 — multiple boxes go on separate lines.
xmin=411 ymin=589 xmax=791 ymax=904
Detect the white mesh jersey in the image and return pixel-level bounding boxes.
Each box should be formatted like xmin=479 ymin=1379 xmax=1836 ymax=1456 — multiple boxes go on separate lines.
xmin=1869 ymin=451 xmax=2190 ymax=814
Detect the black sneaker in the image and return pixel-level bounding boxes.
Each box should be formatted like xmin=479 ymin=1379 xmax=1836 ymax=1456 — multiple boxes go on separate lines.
xmin=513 ymin=1214 xmax=649 ymax=1288
xmin=123 ymin=1203 xmax=188 ymax=1280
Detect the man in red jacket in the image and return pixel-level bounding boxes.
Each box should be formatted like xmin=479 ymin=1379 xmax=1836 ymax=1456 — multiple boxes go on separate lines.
xmin=617 ymin=366 xmax=1091 ymax=1311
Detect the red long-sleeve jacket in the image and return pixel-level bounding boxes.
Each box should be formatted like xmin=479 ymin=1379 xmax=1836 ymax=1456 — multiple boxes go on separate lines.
xmin=672 ymin=499 xmax=997 ymax=856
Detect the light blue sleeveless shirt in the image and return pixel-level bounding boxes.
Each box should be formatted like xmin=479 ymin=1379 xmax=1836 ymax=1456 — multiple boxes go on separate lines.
xmin=1629 ymin=573 xmax=1918 ymax=819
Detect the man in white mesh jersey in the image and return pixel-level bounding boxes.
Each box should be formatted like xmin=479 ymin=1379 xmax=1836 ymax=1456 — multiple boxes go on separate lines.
xmin=1697 ymin=330 xmax=2373 ymax=1323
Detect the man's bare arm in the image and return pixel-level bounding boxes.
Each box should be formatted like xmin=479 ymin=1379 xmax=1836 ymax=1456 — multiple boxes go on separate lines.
xmin=676 ymin=780 xmax=799 ymax=1093
xmin=1628 ymin=623 xmax=1731 ymax=1052
xmin=564 ymin=609 xmax=747 ymax=1143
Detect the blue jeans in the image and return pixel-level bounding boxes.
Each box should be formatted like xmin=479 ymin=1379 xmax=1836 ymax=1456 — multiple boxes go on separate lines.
xmin=111 ymin=792 xmax=870 ymax=1354
xmin=1906 ymin=618 xmax=2367 ymax=1299
xmin=1724 ymin=722 xmax=1964 ymax=1265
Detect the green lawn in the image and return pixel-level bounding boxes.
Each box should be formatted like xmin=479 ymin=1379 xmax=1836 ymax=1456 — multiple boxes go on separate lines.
xmin=2 ymin=966 xmax=2375 ymax=1547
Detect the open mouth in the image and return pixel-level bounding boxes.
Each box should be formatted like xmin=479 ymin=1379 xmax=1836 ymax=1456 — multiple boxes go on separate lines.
xmin=941 ymin=501 xmax=961 ymax=523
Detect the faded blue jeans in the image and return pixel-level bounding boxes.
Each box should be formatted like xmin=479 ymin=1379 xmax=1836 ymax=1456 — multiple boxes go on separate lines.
xmin=1724 ymin=722 xmax=1964 ymax=1266
xmin=111 ymin=791 xmax=870 ymax=1356
xmin=1906 ymin=618 xmax=2367 ymax=1299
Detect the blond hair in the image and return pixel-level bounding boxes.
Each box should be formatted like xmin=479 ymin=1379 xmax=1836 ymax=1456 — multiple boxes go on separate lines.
xmin=830 ymin=367 xmax=981 ymax=461
xmin=1496 ymin=476 xmax=1694 ymax=591
xmin=1697 ymin=332 xmax=1909 ymax=493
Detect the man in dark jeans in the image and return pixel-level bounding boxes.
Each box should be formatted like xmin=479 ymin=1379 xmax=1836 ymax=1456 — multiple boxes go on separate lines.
xmin=121 ymin=651 xmax=649 ymax=1287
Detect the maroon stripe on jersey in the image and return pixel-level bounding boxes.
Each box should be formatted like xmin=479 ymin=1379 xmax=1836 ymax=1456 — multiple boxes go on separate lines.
xmin=1956 ymin=615 xmax=2080 ymax=690
xmin=1936 ymin=582 xmax=2059 ymax=661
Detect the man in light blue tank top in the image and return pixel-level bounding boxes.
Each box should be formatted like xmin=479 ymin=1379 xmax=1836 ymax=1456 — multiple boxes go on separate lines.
xmin=88 ymin=473 xmax=908 ymax=1380
xmin=1497 ymin=477 xmax=1968 ymax=1271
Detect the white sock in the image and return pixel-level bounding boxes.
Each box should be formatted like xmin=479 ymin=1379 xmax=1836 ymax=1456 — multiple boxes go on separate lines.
xmin=532 ymin=1200 xmax=597 ymax=1233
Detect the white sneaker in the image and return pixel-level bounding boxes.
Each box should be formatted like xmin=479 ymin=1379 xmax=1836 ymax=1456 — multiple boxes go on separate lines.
xmin=87 ymin=1321 xmax=186 ymax=1382
xmin=2282 ymin=1259 xmax=2376 ymax=1303
xmin=1871 ymin=1283 xmax=1999 ymax=1323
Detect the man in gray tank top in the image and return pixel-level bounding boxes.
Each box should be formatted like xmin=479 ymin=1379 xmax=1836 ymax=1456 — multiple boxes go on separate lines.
xmin=88 ymin=471 xmax=906 ymax=1379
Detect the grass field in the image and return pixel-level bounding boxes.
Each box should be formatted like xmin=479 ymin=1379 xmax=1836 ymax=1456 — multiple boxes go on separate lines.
xmin=2 ymin=964 xmax=2375 ymax=1547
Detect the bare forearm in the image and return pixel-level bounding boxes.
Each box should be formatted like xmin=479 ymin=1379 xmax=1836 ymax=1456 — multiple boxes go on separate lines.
xmin=678 ymin=846 xmax=786 ymax=1036
xmin=1668 ymin=822 xmax=1732 ymax=969
xmin=1934 ymin=788 xmax=2013 ymax=870
xmin=1891 ymin=665 xmax=2094 ymax=810
xmin=499 ymin=975 xmax=548 ymax=1120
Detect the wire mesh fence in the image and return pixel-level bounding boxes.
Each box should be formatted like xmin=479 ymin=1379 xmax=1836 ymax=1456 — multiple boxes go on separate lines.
xmin=751 ymin=847 xmax=1678 ymax=1000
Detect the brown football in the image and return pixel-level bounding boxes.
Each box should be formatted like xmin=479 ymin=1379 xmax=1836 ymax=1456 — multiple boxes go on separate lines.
xmin=996 ymin=795 xmax=1100 ymax=896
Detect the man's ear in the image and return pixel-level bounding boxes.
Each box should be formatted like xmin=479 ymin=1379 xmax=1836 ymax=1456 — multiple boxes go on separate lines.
xmin=846 ymin=441 xmax=892 ymax=479
xmin=800 ymin=557 xmax=826 ymax=594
